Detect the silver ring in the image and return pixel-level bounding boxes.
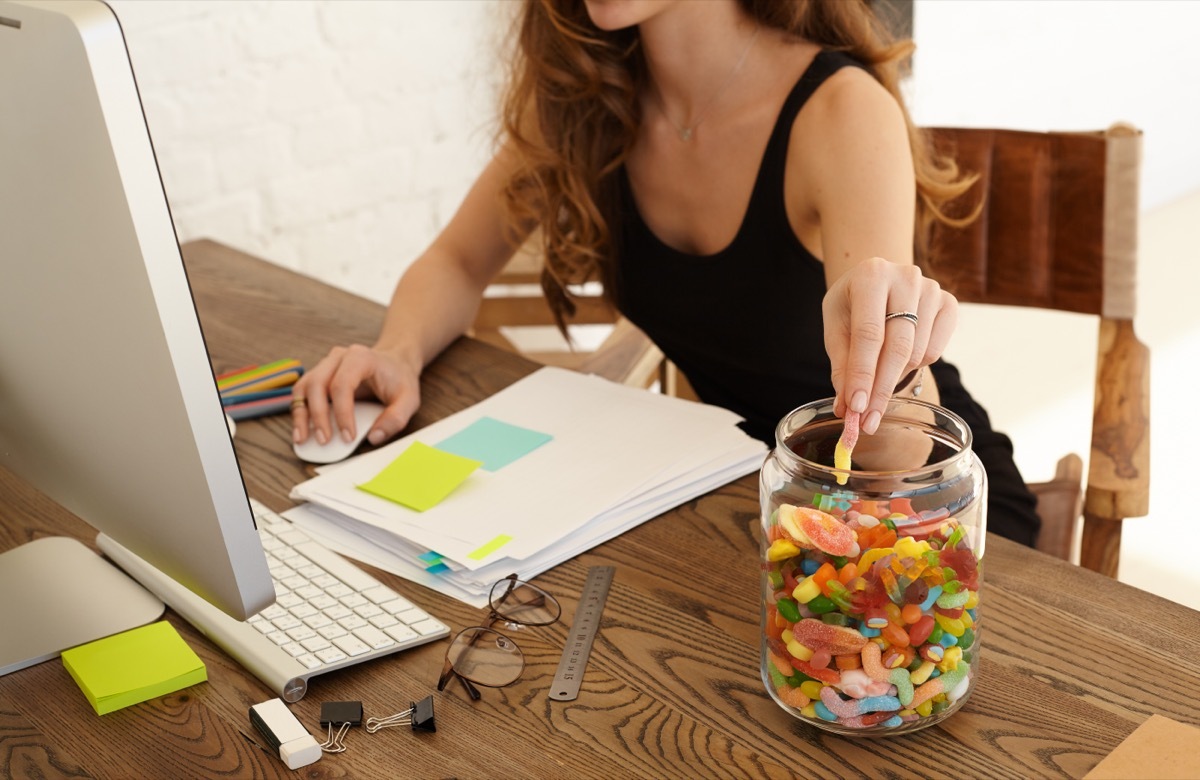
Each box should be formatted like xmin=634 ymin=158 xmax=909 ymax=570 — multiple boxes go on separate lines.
xmin=885 ymin=311 xmax=919 ymax=326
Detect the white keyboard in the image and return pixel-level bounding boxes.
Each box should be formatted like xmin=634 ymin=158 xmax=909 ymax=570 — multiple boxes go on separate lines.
xmin=101 ymin=499 xmax=450 ymax=702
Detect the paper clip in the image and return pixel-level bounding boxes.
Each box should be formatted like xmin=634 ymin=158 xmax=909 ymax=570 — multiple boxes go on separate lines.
xmin=364 ymin=695 xmax=436 ymax=733
xmin=318 ymin=701 xmax=362 ymax=753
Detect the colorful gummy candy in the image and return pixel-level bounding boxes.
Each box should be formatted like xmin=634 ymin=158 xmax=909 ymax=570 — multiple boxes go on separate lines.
xmin=762 ymin=499 xmax=982 ymax=734
xmin=833 ymin=410 xmax=860 ymax=486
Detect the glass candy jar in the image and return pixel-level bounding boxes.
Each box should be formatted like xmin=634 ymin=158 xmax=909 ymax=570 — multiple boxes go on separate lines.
xmin=759 ymin=397 xmax=986 ymax=736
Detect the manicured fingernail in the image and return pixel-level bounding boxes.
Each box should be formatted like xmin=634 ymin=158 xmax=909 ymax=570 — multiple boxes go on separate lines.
xmin=341 ymin=428 xmax=353 ymax=443
xmin=368 ymin=429 xmax=385 ymax=446
xmin=850 ymin=391 xmax=867 ymax=414
xmin=293 ymin=428 xmax=302 ymax=444
xmin=316 ymin=429 xmax=328 ymax=445
xmin=864 ymin=410 xmax=882 ymax=435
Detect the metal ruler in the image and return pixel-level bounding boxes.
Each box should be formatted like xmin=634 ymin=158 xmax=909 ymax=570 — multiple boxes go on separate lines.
xmin=549 ymin=565 xmax=615 ymax=702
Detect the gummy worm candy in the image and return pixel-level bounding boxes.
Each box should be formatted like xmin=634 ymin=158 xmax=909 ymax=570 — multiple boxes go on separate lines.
xmin=819 ymin=686 xmax=901 ymax=718
xmin=833 ymin=411 xmax=860 ymax=486
xmin=860 ymin=642 xmax=892 ymax=683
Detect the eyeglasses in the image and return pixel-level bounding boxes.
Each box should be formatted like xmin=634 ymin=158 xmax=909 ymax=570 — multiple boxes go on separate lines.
xmin=437 ymin=574 xmax=562 ymax=700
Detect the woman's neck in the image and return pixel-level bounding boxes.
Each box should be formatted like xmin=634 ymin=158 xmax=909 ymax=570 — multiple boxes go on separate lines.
xmin=638 ymin=2 xmax=762 ymax=123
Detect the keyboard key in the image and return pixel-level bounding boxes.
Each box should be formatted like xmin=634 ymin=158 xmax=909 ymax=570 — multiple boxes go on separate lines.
xmin=318 ymin=625 xmax=348 ymax=640
xmin=368 ymin=614 xmax=399 ymax=630
xmin=260 ymin=604 xmax=288 ymax=621
xmin=309 ymin=594 xmax=338 ymax=610
xmin=272 ymin=615 xmax=301 ymax=632
xmin=384 ymin=624 xmax=419 ymax=643
xmin=338 ymin=615 xmax=368 ymax=632
xmin=324 ymin=605 xmax=353 ymax=621
xmin=340 ymin=593 xmax=368 ymax=610
xmin=276 ymin=593 xmax=303 ymax=610
xmin=303 ymin=614 xmax=333 ymax=630
xmin=282 ymin=642 xmax=306 ymax=658
xmin=302 ymin=636 xmax=332 ymax=653
xmin=326 ymin=583 xmax=353 ymax=599
xmin=353 ymin=626 xmax=395 ymax=650
xmin=409 ymin=619 xmax=446 ymax=636
xmin=294 ymin=541 xmax=381 ymax=592
xmin=364 ymin=586 xmax=400 ymax=605
xmin=382 ymin=596 xmax=416 ymax=614
xmin=286 ymin=627 xmax=317 ymax=643
xmin=394 ymin=607 xmax=426 ymax=625
xmin=296 ymin=654 xmax=323 ymax=670
xmin=315 ymin=647 xmax=348 ymax=664
xmin=266 ymin=631 xmax=289 ymax=646
xmin=353 ymin=604 xmax=383 ymax=620
xmin=333 ymin=635 xmax=371 ymax=657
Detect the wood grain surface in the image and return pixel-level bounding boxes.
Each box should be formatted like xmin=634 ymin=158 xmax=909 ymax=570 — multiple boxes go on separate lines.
xmin=1 ymin=239 xmax=1194 ymax=780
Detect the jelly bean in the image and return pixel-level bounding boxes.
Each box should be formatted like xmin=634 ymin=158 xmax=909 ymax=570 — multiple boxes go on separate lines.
xmin=938 ymin=633 xmax=958 ymax=649
xmin=915 ymin=699 xmax=934 ymax=717
xmin=775 ymin=597 xmax=802 ymax=624
xmin=965 ymin=591 xmax=980 ymax=610
xmin=910 ymin=660 xmax=936 ymax=686
xmin=785 ymin=638 xmax=814 ymax=662
xmin=792 ymin=576 xmax=821 ymax=604
xmin=819 ymin=686 xmax=901 ymax=718
xmin=961 ymin=609 xmax=975 ymax=629
xmin=800 ymin=703 xmax=819 ymax=719
xmin=793 ymin=659 xmax=840 ymax=684
xmin=919 ymin=584 xmax=944 ymax=612
xmin=767 ymin=569 xmax=784 ymax=590
xmin=900 ymin=603 xmax=923 ymax=625
xmin=959 ymin=627 xmax=976 ymax=649
xmin=800 ymin=680 xmax=825 ymax=700
xmin=807 ymin=595 xmax=838 ymax=615
xmin=801 ymin=558 xmax=820 ymax=576
xmin=881 ymin=622 xmax=910 ymax=648
xmin=908 ymin=615 xmax=935 ymax=646
xmin=919 ymin=644 xmax=944 ymax=663
xmin=882 ymin=645 xmax=915 ymax=669
xmin=837 ymin=562 xmax=859 ymax=584
xmin=791 ymin=618 xmax=869 ymax=655
xmin=934 ymin=613 xmax=966 ymax=637
xmin=767 ymin=539 xmax=801 ymax=561
xmin=927 ymin=623 xmax=944 ymax=645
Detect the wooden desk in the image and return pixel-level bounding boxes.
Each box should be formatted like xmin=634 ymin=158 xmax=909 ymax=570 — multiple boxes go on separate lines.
xmin=2 ymin=239 xmax=1196 ymax=779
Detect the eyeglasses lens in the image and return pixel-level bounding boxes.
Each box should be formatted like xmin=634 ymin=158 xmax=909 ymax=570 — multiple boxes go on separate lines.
xmin=447 ymin=627 xmax=524 ymax=687
xmin=489 ymin=579 xmax=562 ymax=626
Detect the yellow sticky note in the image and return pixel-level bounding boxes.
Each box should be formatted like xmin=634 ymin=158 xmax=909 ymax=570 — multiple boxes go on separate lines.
xmin=357 ymin=440 xmax=482 ymax=511
xmin=61 ymin=621 xmax=207 ymax=716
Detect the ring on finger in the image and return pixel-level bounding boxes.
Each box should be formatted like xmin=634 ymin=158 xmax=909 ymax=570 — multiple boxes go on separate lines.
xmin=885 ymin=310 xmax=919 ymax=326
xmin=290 ymin=397 xmax=307 ymax=409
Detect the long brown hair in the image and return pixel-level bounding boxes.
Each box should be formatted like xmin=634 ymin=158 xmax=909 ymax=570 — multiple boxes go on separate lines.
xmin=499 ymin=0 xmax=975 ymax=333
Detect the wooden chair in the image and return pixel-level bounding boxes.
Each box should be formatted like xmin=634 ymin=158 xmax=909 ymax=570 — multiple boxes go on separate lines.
xmin=470 ymin=239 xmax=667 ymax=388
xmin=926 ymin=123 xmax=1150 ymax=576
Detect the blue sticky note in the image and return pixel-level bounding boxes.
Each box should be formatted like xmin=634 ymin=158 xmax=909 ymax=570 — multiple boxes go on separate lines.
xmin=434 ymin=417 xmax=552 ymax=472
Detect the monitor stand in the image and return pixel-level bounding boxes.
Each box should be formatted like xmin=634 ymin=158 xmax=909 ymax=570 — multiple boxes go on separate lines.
xmin=0 ymin=536 xmax=165 ymax=676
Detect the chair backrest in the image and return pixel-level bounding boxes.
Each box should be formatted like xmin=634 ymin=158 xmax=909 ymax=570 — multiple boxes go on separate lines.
xmin=926 ymin=124 xmax=1150 ymax=576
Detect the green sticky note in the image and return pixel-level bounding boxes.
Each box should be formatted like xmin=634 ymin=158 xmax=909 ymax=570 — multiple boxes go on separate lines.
xmin=61 ymin=621 xmax=207 ymax=716
xmin=357 ymin=440 xmax=482 ymax=511
xmin=467 ymin=534 xmax=513 ymax=561
xmin=435 ymin=416 xmax=552 ymax=472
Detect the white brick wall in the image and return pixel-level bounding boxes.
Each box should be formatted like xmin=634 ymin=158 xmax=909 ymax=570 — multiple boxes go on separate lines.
xmin=111 ymin=0 xmax=509 ymax=304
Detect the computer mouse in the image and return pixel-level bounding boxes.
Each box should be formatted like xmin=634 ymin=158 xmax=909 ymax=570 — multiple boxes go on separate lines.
xmin=293 ymin=401 xmax=386 ymax=464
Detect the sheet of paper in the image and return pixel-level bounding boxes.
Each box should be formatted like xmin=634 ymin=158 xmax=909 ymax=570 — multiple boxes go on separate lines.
xmin=357 ymin=441 xmax=481 ymax=512
xmin=60 ymin=621 xmax=207 ymax=715
xmin=435 ymin=416 xmax=552 ymax=471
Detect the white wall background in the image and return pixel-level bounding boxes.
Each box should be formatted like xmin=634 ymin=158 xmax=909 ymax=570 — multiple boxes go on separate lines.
xmin=112 ymin=0 xmax=1200 ymax=604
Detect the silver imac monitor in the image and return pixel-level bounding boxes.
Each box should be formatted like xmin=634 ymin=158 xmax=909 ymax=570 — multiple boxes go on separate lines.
xmin=0 ymin=0 xmax=274 ymax=674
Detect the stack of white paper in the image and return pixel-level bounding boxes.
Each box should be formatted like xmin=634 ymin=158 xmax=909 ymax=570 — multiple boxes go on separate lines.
xmin=285 ymin=367 xmax=767 ymax=607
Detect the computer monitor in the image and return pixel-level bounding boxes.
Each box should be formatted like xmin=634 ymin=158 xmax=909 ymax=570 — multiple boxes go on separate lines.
xmin=0 ymin=0 xmax=274 ymax=674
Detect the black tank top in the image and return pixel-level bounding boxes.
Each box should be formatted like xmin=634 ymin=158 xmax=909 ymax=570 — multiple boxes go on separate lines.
xmin=614 ymin=50 xmax=860 ymax=443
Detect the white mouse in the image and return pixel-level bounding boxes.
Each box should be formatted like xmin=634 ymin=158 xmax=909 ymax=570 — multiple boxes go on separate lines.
xmin=293 ymin=401 xmax=387 ymax=464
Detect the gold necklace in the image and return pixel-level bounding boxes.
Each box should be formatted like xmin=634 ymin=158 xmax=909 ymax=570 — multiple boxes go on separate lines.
xmin=653 ymin=25 xmax=760 ymax=142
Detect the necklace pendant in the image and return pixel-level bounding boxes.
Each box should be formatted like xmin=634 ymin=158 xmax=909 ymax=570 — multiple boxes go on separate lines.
xmin=679 ymin=127 xmax=693 ymax=141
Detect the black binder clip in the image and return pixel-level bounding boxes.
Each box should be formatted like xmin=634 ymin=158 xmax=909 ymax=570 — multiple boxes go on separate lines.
xmin=365 ymin=695 xmax=436 ymax=733
xmin=318 ymin=700 xmax=363 ymax=753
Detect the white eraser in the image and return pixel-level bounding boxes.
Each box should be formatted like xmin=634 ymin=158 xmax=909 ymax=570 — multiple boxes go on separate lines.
xmin=250 ymin=698 xmax=322 ymax=770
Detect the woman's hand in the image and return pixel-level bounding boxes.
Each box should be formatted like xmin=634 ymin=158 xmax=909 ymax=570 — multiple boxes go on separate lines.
xmin=291 ymin=344 xmax=421 ymax=448
xmin=823 ymin=257 xmax=957 ymax=434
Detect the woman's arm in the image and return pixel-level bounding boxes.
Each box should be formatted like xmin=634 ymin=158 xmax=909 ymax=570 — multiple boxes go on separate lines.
xmin=293 ymin=146 xmax=531 ymax=447
xmin=788 ymin=66 xmax=955 ymax=434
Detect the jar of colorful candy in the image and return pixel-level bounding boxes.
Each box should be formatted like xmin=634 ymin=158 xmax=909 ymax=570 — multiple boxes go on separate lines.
xmin=759 ymin=397 xmax=985 ymax=736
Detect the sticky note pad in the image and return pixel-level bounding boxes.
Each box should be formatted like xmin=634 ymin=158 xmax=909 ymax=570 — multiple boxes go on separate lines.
xmin=61 ymin=621 xmax=207 ymax=716
xmin=435 ymin=416 xmax=552 ymax=471
xmin=357 ymin=440 xmax=482 ymax=511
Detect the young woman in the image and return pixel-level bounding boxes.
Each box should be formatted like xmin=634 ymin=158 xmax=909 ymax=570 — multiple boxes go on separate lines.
xmin=291 ymin=0 xmax=1041 ymax=545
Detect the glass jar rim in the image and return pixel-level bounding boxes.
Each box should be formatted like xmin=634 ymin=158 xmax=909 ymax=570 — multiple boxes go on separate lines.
xmin=772 ymin=395 xmax=975 ymax=482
